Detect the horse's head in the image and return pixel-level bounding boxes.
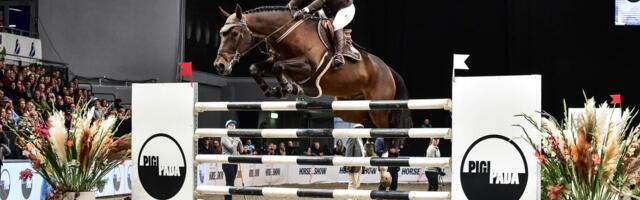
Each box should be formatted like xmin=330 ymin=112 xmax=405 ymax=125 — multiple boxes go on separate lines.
xmin=214 ymin=5 xmax=253 ymax=75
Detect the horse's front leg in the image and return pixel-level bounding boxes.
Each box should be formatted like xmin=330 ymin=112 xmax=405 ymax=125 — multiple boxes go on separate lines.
xmin=249 ymin=60 xmax=280 ymax=97
xmin=272 ymin=57 xmax=312 ymax=98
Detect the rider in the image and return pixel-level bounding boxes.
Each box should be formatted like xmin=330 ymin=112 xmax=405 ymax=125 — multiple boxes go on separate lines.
xmin=289 ymin=0 xmax=355 ymax=68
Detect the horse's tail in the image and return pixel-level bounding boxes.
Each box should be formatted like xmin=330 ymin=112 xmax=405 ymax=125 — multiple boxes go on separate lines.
xmin=389 ymin=68 xmax=413 ymax=129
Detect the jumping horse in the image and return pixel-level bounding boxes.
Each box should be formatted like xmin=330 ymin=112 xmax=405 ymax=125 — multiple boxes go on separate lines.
xmin=213 ymin=4 xmax=412 ymax=188
xmin=214 ymin=5 xmax=412 ymax=130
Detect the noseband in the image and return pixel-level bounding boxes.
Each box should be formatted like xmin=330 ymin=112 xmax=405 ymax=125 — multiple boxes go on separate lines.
xmin=217 ymin=20 xmax=252 ymax=67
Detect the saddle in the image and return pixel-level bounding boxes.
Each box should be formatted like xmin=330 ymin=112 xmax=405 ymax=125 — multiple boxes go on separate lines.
xmin=288 ymin=20 xmax=363 ymax=98
xmin=318 ymin=20 xmax=362 ymax=61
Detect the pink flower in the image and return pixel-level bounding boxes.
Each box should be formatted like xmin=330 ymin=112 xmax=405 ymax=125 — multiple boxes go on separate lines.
xmin=546 ymin=185 xmax=564 ymax=200
xmin=19 ymin=169 xmax=33 ymax=181
xmin=34 ymin=124 xmax=49 ymax=138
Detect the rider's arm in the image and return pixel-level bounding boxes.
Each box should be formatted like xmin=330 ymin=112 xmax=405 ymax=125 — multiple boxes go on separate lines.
xmin=303 ymin=0 xmax=326 ymax=13
xmin=287 ymin=0 xmax=301 ymax=9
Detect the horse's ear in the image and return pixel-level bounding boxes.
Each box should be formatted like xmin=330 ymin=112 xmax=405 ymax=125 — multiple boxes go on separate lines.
xmin=235 ymin=4 xmax=243 ymax=19
xmin=219 ymin=6 xmax=231 ymax=18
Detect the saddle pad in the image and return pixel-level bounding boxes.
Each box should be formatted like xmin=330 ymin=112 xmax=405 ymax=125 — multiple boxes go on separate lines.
xmin=317 ymin=20 xmax=362 ymax=61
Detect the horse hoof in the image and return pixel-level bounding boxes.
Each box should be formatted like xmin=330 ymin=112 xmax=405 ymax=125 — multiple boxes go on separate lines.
xmin=284 ymin=85 xmax=294 ymax=94
xmin=265 ymin=87 xmax=280 ymax=98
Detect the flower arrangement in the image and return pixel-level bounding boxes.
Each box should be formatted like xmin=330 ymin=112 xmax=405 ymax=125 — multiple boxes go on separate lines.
xmin=6 ymin=102 xmax=131 ymax=198
xmin=517 ymin=98 xmax=640 ymax=200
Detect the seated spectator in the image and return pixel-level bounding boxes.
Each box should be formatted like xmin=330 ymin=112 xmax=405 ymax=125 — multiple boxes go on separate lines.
xmin=17 ymin=112 xmax=32 ymax=132
xmin=33 ymin=90 xmax=51 ymax=112
xmin=213 ymin=140 xmax=222 ymax=154
xmin=243 ymin=139 xmax=256 ymax=155
xmin=3 ymin=98 xmax=19 ymax=124
xmin=15 ymin=98 xmax=26 ymax=116
xmin=307 ymin=141 xmax=323 ymax=156
xmin=266 ymin=143 xmax=276 ymax=155
xmin=55 ymin=96 xmax=66 ymax=111
xmin=93 ymin=100 xmax=106 ymax=119
xmin=198 ymin=139 xmax=215 ymax=154
xmin=334 ymin=139 xmax=346 ymax=156
xmin=286 ymin=140 xmax=296 ymax=155
xmin=421 ymin=118 xmax=432 ymax=128
xmin=5 ymin=83 xmax=16 ymax=99
xmin=277 ymin=142 xmax=287 ymax=155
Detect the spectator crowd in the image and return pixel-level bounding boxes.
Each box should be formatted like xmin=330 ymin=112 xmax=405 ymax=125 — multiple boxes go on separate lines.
xmin=0 ymin=58 xmax=131 ymax=159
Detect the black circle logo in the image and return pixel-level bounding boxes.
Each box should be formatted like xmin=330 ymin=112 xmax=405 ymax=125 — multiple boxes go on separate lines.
xmin=460 ymin=135 xmax=528 ymax=200
xmin=96 ymin=176 xmax=108 ymax=192
xmin=138 ymin=133 xmax=187 ymax=199
xmin=0 ymin=169 xmax=10 ymax=200
xmin=113 ymin=166 xmax=121 ymax=191
xmin=198 ymin=168 xmax=205 ymax=184
xmin=127 ymin=165 xmax=132 ymax=190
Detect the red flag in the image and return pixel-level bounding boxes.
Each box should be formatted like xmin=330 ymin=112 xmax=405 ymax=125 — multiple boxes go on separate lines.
xmin=610 ymin=94 xmax=622 ymax=107
xmin=178 ymin=62 xmax=193 ymax=77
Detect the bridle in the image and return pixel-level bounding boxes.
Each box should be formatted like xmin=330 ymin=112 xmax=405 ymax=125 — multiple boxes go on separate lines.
xmin=216 ymin=15 xmax=307 ymax=67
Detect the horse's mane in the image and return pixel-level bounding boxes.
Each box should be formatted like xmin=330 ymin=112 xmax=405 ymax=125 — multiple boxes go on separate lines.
xmin=243 ymin=6 xmax=292 ymax=14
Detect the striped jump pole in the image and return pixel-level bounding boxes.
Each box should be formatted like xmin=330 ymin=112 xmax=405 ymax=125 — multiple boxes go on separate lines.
xmin=195 ymin=99 xmax=452 ymax=112
xmin=196 ymin=186 xmax=450 ymax=200
xmin=195 ymin=155 xmax=450 ymax=168
xmin=195 ymin=128 xmax=452 ymax=139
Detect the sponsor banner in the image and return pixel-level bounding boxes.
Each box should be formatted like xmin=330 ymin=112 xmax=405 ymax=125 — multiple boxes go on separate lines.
xmin=0 ymin=160 xmax=131 ymax=199
xmin=0 ymin=161 xmax=44 ymax=200
xmin=94 ymin=160 xmax=132 ymax=197
xmin=196 ymin=163 xmax=452 ymax=187
xmin=0 ymin=33 xmax=42 ymax=64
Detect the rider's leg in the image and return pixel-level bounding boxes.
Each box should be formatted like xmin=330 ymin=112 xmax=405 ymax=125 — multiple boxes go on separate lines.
xmin=331 ymin=4 xmax=355 ymax=68
xmin=333 ymin=29 xmax=346 ymax=67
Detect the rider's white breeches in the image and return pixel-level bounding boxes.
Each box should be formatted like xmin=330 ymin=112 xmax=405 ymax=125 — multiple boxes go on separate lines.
xmin=333 ymin=4 xmax=355 ymax=30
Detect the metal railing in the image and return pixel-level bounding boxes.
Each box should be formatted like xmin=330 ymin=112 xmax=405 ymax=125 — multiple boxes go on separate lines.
xmin=73 ymin=76 xmax=157 ymax=86
xmin=0 ymin=26 xmax=39 ymax=38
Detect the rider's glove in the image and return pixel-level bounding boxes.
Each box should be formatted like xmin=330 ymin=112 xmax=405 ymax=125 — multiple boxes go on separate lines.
xmin=293 ymin=7 xmax=309 ymax=20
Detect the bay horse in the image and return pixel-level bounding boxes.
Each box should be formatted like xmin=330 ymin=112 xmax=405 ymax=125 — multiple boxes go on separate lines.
xmin=214 ymin=5 xmax=413 ymax=132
